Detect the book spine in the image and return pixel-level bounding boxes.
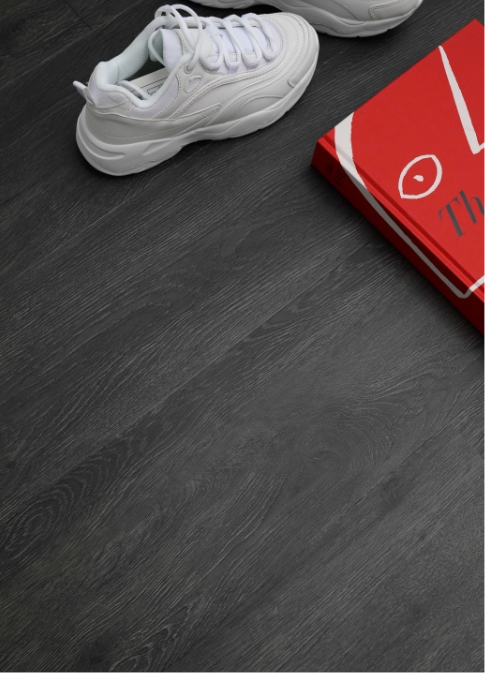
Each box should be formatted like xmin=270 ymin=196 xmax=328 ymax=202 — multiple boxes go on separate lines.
xmin=312 ymin=135 xmax=484 ymax=333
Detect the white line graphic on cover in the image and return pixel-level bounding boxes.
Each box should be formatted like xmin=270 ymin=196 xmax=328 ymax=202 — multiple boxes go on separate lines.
xmin=439 ymin=45 xmax=484 ymax=155
xmin=398 ymin=154 xmax=443 ymax=199
xmin=334 ymin=113 xmax=484 ymax=300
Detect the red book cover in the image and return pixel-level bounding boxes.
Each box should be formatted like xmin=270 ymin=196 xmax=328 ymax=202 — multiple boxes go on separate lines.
xmin=312 ymin=20 xmax=484 ymax=333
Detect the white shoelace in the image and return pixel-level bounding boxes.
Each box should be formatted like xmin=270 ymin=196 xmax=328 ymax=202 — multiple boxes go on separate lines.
xmin=120 ymin=4 xmax=278 ymax=99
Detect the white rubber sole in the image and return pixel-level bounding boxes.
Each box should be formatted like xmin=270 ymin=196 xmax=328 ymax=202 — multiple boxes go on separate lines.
xmin=76 ymin=42 xmax=319 ymax=176
xmin=193 ymin=0 xmax=423 ymax=36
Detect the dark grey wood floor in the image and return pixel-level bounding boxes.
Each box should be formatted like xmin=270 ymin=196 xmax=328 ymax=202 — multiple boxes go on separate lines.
xmin=0 ymin=0 xmax=483 ymax=670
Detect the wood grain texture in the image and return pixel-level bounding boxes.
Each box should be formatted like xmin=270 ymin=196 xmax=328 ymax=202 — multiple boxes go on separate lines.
xmin=0 ymin=0 xmax=89 ymax=85
xmin=0 ymin=0 xmax=483 ymax=670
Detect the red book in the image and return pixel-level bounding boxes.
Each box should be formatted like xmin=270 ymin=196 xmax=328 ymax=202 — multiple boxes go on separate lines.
xmin=312 ymin=20 xmax=484 ymax=333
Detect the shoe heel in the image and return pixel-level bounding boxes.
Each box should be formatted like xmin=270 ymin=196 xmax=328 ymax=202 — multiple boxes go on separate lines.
xmin=76 ymin=107 xmax=182 ymax=176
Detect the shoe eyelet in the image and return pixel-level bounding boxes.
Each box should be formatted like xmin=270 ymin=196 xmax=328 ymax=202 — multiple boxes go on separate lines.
xmin=184 ymin=64 xmax=193 ymax=74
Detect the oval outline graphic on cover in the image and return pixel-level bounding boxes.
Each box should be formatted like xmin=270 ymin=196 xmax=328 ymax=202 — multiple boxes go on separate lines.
xmin=398 ymin=154 xmax=443 ymax=199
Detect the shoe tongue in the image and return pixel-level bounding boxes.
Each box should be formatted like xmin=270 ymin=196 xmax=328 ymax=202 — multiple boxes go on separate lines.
xmin=151 ymin=25 xmax=268 ymax=72
xmin=150 ymin=28 xmax=185 ymax=72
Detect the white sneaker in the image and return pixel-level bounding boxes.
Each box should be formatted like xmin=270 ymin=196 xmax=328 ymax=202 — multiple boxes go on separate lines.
xmin=74 ymin=4 xmax=319 ymax=175
xmin=192 ymin=0 xmax=423 ymax=37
